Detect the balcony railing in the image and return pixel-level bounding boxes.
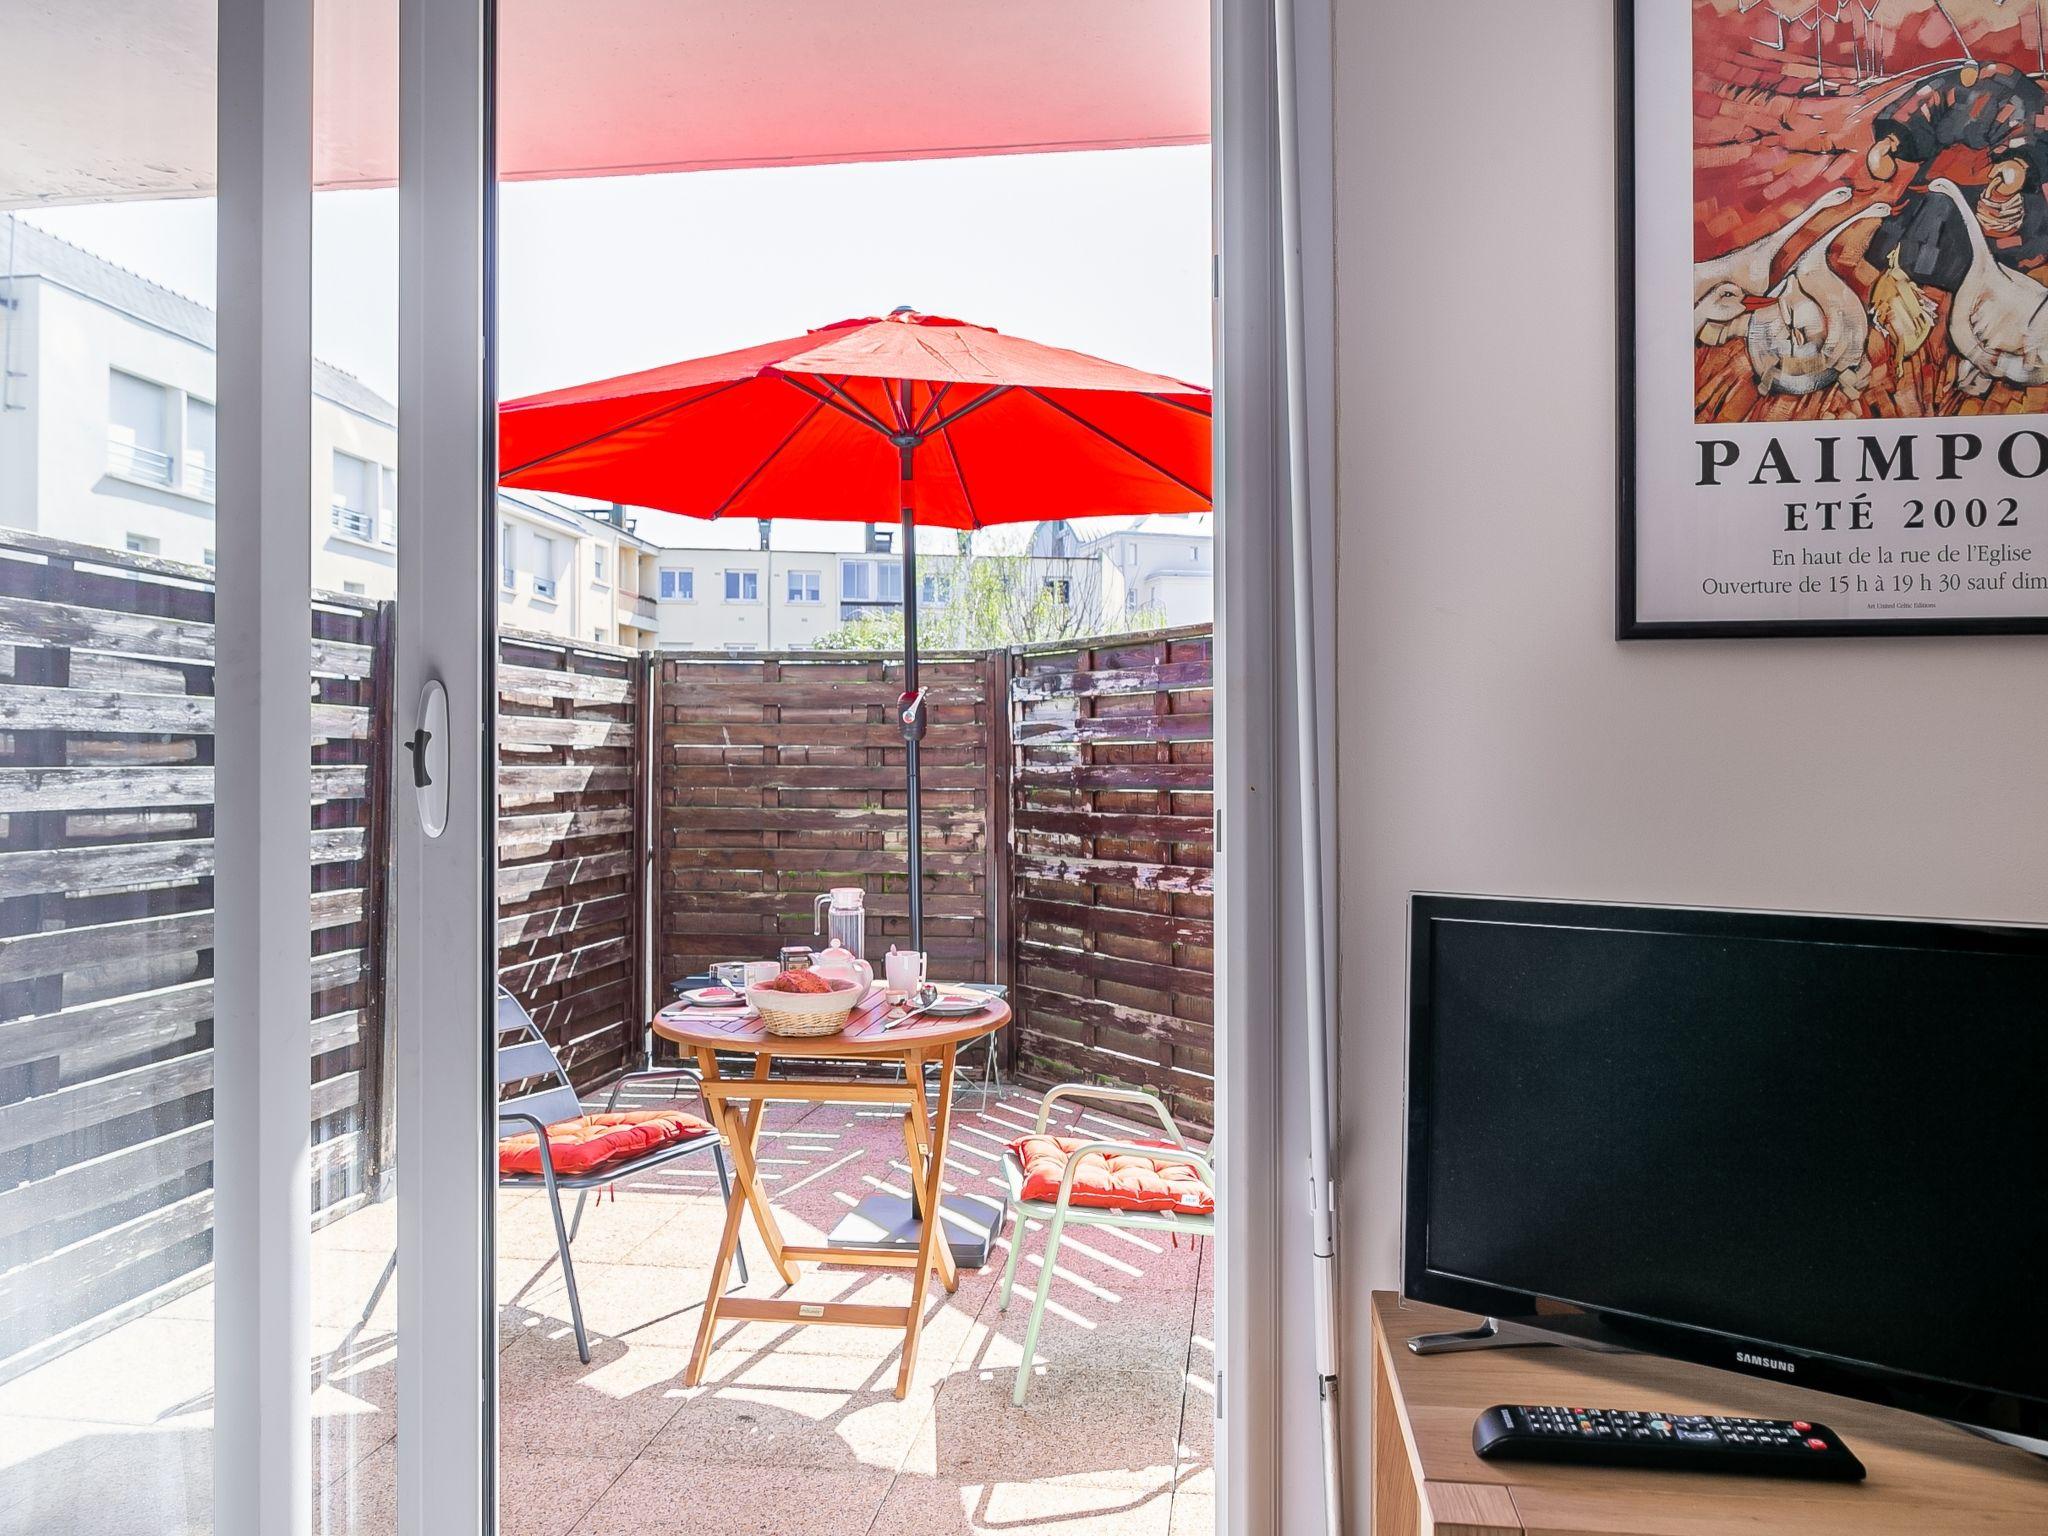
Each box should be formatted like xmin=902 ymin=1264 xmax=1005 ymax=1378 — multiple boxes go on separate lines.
xmin=106 ymin=440 xmax=174 ymax=488
xmin=331 ymin=504 xmax=378 ymax=542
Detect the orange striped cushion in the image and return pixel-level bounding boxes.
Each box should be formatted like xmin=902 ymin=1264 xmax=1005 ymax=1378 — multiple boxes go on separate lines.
xmin=1008 ymin=1134 xmax=1213 ymax=1215
xmin=499 ymin=1110 xmax=711 ymax=1177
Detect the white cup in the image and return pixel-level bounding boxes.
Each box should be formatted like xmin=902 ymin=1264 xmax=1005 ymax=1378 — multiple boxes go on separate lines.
xmin=884 ymin=947 xmax=927 ymax=1002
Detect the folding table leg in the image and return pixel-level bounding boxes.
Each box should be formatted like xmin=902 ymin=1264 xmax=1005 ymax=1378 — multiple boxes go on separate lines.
xmin=685 ymin=1051 xmax=760 ymax=1386
xmin=895 ymin=1045 xmax=958 ymax=1397
xmin=703 ymin=1051 xmax=797 ymax=1286
xmin=904 ymin=1062 xmax=958 ymax=1295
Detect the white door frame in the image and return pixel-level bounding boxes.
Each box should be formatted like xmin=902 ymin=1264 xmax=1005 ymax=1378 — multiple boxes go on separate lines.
xmin=1213 ymin=0 xmax=1339 ymax=1530
xmin=395 ymin=0 xmax=496 ymax=1530
xmin=213 ymin=1 xmax=315 ymax=1531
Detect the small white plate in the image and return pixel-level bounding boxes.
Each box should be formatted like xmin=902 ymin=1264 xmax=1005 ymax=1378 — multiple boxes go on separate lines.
xmin=682 ymin=986 xmax=746 ymax=1008
xmin=920 ymin=990 xmax=988 ymax=1017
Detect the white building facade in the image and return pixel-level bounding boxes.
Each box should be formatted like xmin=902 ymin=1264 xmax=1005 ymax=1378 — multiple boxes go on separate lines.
xmin=1032 ymin=512 xmax=1213 ymax=627
xmin=0 ymin=216 xmax=401 ymax=591
xmin=648 ymin=521 xmax=1126 ymax=653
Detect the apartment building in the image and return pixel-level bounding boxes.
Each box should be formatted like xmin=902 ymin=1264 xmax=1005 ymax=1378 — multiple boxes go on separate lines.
xmin=0 ymin=215 xmax=400 ymax=593
xmin=647 ymin=517 xmax=1125 ymax=652
xmin=498 ymin=492 xmax=662 ymax=650
xmin=1031 ymin=512 xmax=1214 ymax=627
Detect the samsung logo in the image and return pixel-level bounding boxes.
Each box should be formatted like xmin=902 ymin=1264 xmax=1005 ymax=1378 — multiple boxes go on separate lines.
xmin=1737 ymin=1351 xmax=1796 ymax=1375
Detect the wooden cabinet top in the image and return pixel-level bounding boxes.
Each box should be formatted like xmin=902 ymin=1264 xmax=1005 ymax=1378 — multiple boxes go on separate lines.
xmin=1370 ymin=1291 xmax=2048 ymax=1535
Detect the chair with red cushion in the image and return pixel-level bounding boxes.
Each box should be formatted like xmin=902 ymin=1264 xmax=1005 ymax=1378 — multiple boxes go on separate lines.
xmin=495 ymin=988 xmax=745 ymax=1363
xmin=358 ymin=989 xmax=744 ymax=1364
xmin=997 ymin=1083 xmax=1215 ymax=1404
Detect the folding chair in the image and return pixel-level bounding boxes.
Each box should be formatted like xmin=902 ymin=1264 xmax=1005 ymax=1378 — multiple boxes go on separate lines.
xmin=997 ymin=1083 xmax=1215 ymax=1405
xmin=359 ymin=988 xmax=745 ymax=1365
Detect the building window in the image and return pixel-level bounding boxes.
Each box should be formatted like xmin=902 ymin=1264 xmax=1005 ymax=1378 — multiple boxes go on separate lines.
xmin=531 ymin=533 xmax=557 ymax=600
xmin=592 ymin=547 xmax=608 ymax=586
xmin=125 ymin=533 xmax=160 ymax=556
xmin=660 ymin=568 xmax=694 ymax=600
xmin=724 ymin=569 xmax=759 ymax=602
xmin=1044 ymin=577 xmax=1072 ymax=605
xmin=107 ymin=371 xmax=173 ymax=486
xmin=380 ymin=466 xmax=398 ymax=546
xmin=787 ymin=570 xmax=820 ymax=604
xmin=842 ymin=559 xmax=903 ymax=603
xmin=331 ymin=451 xmax=378 ymax=542
xmin=343 ymin=581 xmax=366 ymax=596
xmin=920 ymin=573 xmax=952 ymax=606
xmin=184 ymin=398 xmax=217 ymax=499
xmin=724 ymin=642 xmax=758 ymax=655
xmin=203 ymin=548 xmax=216 ymax=570
xmin=593 ymin=627 xmax=606 ymax=644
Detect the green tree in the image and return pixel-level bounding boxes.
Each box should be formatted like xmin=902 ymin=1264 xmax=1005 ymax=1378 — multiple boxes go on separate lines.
xmin=813 ymin=556 xmax=1164 ymax=652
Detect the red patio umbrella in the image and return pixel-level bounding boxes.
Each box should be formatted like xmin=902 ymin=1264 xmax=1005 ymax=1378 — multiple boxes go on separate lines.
xmin=499 ymin=308 xmax=1212 ymax=949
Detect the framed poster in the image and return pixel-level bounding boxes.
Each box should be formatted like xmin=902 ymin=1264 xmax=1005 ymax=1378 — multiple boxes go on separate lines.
xmin=1621 ymin=3 xmax=2048 ymax=638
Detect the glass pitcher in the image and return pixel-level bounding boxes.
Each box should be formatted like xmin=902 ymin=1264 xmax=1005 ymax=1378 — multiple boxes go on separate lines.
xmin=815 ymin=886 xmax=868 ymax=958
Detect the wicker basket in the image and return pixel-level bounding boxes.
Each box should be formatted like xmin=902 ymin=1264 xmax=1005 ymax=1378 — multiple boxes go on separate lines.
xmin=747 ymin=979 xmax=861 ymax=1037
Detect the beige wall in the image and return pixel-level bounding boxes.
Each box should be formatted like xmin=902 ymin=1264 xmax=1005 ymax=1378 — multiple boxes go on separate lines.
xmin=1331 ymin=2 xmax=2048 ymax=1527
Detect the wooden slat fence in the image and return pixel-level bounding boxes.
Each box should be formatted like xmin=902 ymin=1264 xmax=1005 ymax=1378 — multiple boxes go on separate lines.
xmin=653 ymin=651 xmax=1006 ymax=996
xmin=498 ymin=631 xmax=648 ymax=1090
xmin=1008 ymin=626 xmax=1214 ymax=1132
xmin=0 ymin=531 xmax=392 ymax=1382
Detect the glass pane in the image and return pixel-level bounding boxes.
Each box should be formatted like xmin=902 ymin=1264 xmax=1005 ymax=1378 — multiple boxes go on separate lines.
xmin=0 ymin=15 xmax=217 ymax=1533
xmin=311 ymin=0 xmax=399 ymax=1530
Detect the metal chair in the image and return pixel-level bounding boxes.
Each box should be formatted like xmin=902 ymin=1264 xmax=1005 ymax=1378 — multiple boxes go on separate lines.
xmin=996 ymin=1083 xmax=1214 ymax=1405
xmin=359 ymin=988 xmax=745 ymax=1365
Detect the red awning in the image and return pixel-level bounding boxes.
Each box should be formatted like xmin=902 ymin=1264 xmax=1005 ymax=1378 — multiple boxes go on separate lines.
xmin=5 ymin=0 xmax=1209 ymax=207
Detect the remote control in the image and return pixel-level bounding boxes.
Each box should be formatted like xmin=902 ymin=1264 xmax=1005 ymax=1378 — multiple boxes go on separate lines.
xmin=1473 ymin=1405 xmax=1866 ymax=1481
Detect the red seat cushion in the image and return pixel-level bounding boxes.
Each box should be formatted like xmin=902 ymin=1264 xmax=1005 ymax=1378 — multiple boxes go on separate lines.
xmin=499 ymin=1110 xmax=712 ymax=1178
xmin=1007 ymin=1134 xmax=1214 ymax=1216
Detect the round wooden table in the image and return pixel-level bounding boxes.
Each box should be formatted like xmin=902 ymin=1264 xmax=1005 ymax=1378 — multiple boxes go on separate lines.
xmin=652 ymin=988 xmax=1011 ymax=1399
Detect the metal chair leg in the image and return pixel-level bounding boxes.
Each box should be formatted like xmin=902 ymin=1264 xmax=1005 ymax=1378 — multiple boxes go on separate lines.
xmin=997 ymin=1208 xmax=1030 ymax=1311
xmin=359 ymin=1250 xmax=398 ymax=1327
xmin=713 ymin=1141 xmax=748 ymax=1288
xmin=568 ymin=1188 xmax=591 ymax=1242
xmin=1012 ymin=1205 xmax=1068 ymax=1405
xmin=538 ymin=1158 xmax=591 ymax=1364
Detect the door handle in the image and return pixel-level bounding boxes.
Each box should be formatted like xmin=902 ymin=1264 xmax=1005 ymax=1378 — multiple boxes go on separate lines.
xmin=404 ymin=726 xmax=433 ymax=789
xmin=408 ymin=679 xmax=450 ymax=837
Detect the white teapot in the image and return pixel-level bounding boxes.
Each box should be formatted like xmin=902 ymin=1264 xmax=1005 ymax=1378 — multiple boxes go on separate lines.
xmin=811 ymin=945 xmax=874 ymax=995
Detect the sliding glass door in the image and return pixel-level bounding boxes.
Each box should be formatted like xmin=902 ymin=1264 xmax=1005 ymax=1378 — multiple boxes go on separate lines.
xmin=0 ymin=2 xmax=496 ymax=1532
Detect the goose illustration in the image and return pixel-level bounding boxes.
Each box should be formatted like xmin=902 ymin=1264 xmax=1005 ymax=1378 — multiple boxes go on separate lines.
xmin=1927 ymin=177 xmax=2048 ymax=397
xmin=1695 ymin=186 xmax=1856 ymax=346
xmin=1746 ymin=201 xmax=1892 ymax=400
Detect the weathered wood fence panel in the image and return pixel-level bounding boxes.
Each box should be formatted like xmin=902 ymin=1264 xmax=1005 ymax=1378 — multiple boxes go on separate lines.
xmin=653 ymin=651 xmax=1002 ymax=995
xmin=1008 ymin=626 xmax=1214 ymax=1132
xmin=498 ymin=632 xmax=647 ymax=1090
xmin=0 ymin=532 xmax=390 ymax=1381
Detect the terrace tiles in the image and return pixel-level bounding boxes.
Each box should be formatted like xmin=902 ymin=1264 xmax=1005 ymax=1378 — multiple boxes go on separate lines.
xmin=2 ymin=1086 xmax=1212 ymax=1536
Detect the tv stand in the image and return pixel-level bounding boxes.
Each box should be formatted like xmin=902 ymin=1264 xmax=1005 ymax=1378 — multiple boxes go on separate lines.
xmin=1374 ymin=1293 xmax=2048 ymax=1536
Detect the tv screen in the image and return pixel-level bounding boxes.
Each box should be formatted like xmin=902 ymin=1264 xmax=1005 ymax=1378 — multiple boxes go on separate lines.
xmin=1404 ymin=895 xmax=2048 ymax=1442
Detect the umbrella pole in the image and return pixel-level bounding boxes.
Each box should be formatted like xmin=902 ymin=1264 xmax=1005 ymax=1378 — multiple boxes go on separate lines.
xmin=897 ymin=443 xmax=924 ymax=954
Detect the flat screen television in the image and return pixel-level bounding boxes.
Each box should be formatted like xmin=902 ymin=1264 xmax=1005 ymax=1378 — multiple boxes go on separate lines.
xmin=1404 ymin=894 xmax=2048 ymax=1447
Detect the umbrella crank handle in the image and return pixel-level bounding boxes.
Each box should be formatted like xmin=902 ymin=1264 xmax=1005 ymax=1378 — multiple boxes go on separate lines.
xmin=899 ymin=688 xmax=928 ymax=744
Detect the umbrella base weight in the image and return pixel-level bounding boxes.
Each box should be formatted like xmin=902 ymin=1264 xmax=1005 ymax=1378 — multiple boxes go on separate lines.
xmin=828 ymin=1190 xmax=1009 ymax=1269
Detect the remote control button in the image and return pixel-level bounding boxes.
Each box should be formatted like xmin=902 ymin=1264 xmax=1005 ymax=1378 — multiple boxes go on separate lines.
xmin=1792 ymin=1421 xmax=1811 ymax=1433
xmin=1806 ymin=1437 xmax=1827 ymax=1451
